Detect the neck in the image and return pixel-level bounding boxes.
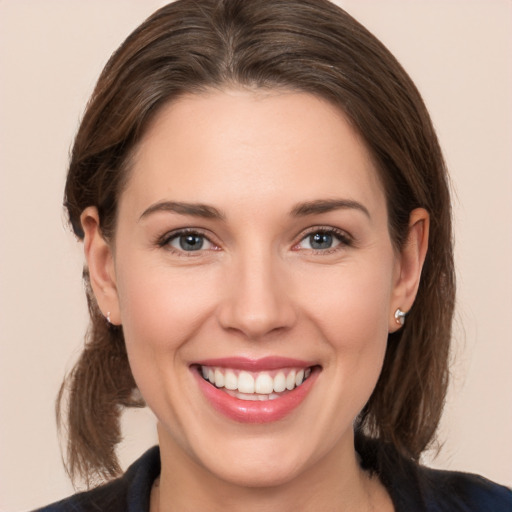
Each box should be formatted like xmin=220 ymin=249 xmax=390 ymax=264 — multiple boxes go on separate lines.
xmin=152 ymin=424 xmax=391 ymax=512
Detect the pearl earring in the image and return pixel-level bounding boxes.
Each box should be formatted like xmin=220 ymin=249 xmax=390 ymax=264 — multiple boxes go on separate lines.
xmin=394 ymin=308 xmax=406 ymax=326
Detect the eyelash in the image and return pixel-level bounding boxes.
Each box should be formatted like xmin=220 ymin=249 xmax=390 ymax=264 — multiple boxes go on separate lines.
xmin=292 ymin=226 xmax=354 ymax=254
xmin=156 ymin=226 xmax=353 ymax=256
xmin=156 ymin=228 xmax=218 ymax=256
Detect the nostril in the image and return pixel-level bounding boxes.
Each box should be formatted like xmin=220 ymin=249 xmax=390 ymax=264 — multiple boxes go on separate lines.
xmin=217 ymin=298 xmax=297 ymax=340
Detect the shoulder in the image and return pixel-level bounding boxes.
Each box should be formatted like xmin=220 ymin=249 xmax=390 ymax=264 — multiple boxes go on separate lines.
xmin=32 ymin=446 xmax=160 ymax=512
xmin=356 ymin=435 xmax=512 ymax=512
xmin=33 ymin=478 xmax=128 ymax=512
xmin=417 ymin=465 xmax=512 ymax=512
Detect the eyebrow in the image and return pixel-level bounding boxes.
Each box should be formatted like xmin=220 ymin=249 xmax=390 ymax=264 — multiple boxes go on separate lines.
xmin=139 ymin=201 xmax=225 ymax=221
xmin=290 ymin=199 xmax=370 ymax=218
xmin=139 ymin=198 xmax=369 ymax=221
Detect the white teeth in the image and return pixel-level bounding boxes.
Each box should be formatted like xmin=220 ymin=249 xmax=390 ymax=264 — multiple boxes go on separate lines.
xmin=214 ymin=368 xmax=224 ymax=388
xmin=238 ymin=371 xmax=255 ymax=393
xmin=225 ymin=390 xmax=281 ymax=401
xmin=255 ymin=373 xmax=274 ymax=394
xmin=201 ymin=365 xmax=313 ymax=396
xmin=286 ymin=371 xmax=296 ymax=390
xmin=224 ymin=370 xmax=238 ymax=390
xmin=273 ymin=372 xmax=286 ymax=393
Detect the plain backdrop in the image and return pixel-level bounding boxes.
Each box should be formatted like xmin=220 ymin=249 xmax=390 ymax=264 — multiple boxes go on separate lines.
xmin=1 ymin=1 xmax=511 ymax=510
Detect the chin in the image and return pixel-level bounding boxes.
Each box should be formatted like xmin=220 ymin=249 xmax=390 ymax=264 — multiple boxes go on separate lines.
xmin=205 ymin=452 xmax=309 ymax=489
xmin=184 ymin=426 xmax=329 ymax=491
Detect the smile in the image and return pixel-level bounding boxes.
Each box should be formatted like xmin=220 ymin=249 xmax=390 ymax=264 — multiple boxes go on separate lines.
xmin=192 ymin=357 xmax=320 ymax=423
xmin=200 ymin=366 xmax=313 ymax=400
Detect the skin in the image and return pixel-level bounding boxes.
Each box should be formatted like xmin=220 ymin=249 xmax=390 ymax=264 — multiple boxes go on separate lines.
xmin=82 ymin=90 xmax=429 ymax=511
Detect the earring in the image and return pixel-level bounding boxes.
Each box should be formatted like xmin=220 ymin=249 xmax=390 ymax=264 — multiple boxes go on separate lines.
xmin=394 ymin=308 xmax=406 ymax=326
xmin=106 ymin=311 xmax=111 ymax=324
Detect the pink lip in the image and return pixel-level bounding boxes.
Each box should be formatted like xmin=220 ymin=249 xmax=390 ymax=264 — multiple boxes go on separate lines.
xmin=192 ymin=360 xmax=319 ymax=424
xmin=194 ymin=356 xmax=314 ymax=371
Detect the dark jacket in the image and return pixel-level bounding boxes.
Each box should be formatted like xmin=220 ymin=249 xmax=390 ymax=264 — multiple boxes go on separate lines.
xmin=34 ymin=442 xmax=512 ymax=512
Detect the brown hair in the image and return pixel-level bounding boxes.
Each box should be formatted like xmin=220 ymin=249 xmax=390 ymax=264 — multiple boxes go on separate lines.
xmin=60 ymin=0 xmax=455 ymax=485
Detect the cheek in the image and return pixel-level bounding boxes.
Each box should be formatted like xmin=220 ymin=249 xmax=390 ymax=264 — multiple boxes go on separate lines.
xmin=300 ymin=259 xmax=393 ymax=342
xmin=112 ymin=255 xmax=214 ymax=399
xmin=113 ymin=259 xmax=220 ymax=422
xmin=297 ymin=258 xmax=393 ymax=393
xmin=116 ymin=259 xmax=217 ymax=351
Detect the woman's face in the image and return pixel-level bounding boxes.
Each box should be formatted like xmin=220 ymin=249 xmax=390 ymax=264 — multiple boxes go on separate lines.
xmin=96 ymin=90 xmax=415 ymax=487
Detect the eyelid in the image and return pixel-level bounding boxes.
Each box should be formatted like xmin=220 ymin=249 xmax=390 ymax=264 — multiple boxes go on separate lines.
xmin=155 ymin=225 xmax=353 ymax=255
xmin=292 ymin=225 xmax=354 ymax=251
xmin=156 ymin=227 xmax=220 ymax=253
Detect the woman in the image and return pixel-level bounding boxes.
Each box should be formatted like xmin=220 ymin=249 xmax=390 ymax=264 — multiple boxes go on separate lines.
xmin=35 ymin=0 xmax=512 ymax=510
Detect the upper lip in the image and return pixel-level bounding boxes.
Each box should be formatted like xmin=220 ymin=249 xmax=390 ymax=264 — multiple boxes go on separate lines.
xmin=193 ymin=356 xmax=317 ymax=371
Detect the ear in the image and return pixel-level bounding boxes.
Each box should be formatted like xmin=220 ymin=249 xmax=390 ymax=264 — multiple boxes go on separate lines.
xmin=81 ymin=207 xmax=121 ymax=325
xmin=389 ymin=208 xmax=429 ymax=332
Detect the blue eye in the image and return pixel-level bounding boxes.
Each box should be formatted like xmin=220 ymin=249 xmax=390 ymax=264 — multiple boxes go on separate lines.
xmin=164 ymin=232 xmax=215 ymax=252
xmin=309 ymin=232 xmax=335 ymax=250
xmin=178 ymin=234 xmax=204 ymax=251
xmin=296 ymin=229 xmax=349 ymax=252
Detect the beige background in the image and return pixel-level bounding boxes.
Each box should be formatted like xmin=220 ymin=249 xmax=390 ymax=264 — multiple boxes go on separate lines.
xmin=1 ymin=1 xmax=511 ymax=510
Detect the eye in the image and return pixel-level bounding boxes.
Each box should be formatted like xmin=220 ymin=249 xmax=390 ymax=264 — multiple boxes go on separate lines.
xmin=304 ymin=232 xmax=338 ymax=250
xmin=295 ymin=228 xmax=351 ymax=252
xmin=160 ymin=230 xmax=217 ymax=253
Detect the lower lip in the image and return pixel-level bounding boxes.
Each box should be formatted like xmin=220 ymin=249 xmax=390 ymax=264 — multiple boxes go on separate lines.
xmin=193 ymin=368 xmax=318 ymax=423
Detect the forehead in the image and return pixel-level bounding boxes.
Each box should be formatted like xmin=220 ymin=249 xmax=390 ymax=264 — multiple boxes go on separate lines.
xmin=123 ymin=89 xmax=385 ymax=218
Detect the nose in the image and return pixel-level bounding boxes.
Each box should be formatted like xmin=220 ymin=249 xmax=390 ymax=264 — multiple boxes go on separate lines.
xmin=217 ymin=249 xmax=297 ymax=340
